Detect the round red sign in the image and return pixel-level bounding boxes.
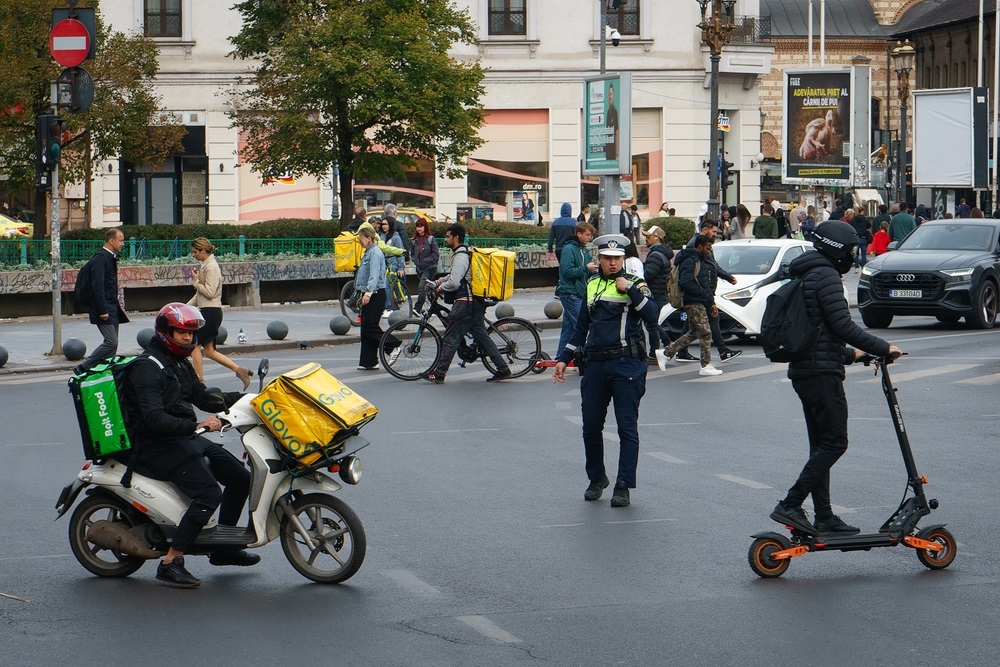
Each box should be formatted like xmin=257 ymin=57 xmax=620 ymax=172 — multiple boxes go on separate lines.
xmin=49 ymin=19 xmax=90 ymax=68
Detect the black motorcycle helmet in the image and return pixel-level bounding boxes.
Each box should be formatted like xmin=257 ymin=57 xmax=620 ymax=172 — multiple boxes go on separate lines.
xmin=812 ymin=221 xmax=859 ymax=274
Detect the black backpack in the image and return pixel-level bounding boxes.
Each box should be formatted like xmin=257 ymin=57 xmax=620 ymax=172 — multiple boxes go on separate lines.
xmin=73 ymin=254 xmax=98 ymax=309
xmin=760 ymin=276 xmax=822 ymax=362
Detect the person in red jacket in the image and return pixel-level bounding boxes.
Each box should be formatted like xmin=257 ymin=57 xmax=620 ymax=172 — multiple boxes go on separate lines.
xmin=869 ymin=220 xmax=891 ymax=256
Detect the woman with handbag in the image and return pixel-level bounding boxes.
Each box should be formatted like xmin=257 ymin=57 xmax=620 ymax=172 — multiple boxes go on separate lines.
xmin=187 ymin=237 xmax=252 ymax=390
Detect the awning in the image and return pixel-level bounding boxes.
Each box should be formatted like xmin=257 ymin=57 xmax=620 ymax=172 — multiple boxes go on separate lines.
xmin=852 ymin=189 xmax=883 ymax=205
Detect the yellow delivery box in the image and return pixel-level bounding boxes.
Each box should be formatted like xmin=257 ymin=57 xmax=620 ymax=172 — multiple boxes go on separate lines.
xmin=469 ymin=247 xmax=515 ymax=301
xmin=334 ymin=232 xmax=363 ymax=272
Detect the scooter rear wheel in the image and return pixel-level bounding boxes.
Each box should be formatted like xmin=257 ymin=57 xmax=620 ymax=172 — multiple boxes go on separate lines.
xmin=915 ymin=527 xmax=957 ymax=570
xmin=748 ymin=536 xmax=791 ymax=578
xmin=68 ymin=494 xmax=146 ymax=578
xmin=280 ymin=493 xmax=366 ymax=584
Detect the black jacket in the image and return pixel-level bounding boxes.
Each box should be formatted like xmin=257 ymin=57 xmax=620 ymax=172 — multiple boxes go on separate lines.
xmin=125 ymin=339 xmax=227 ymax=453
xmin=685 ymin=236 xmax=734 ymax=287
xmin=851 ymin=214 xmax=872 ymax=243
xmin=787 ymin=251 xmax=890 ymax=380
xmin=88 ymin=248 xmax=129 ymax=325
xmin=674 ymin=247 xmax=714 ymax=306
xmin=643 ymin=243 xmax=674 ymax=301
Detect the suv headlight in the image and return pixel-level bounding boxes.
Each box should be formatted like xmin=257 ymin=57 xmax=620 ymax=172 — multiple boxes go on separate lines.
xmin=941 ymin=267 xmax=974 ymax=281
xmin=860 ymin=265 xmax=876 ymax=277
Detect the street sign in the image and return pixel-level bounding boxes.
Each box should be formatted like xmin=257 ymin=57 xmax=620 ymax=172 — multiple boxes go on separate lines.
xmin=49 ymin=19 xmax=90 ymax=68
xmin=56 ymin=67 xmax=94 ymax=113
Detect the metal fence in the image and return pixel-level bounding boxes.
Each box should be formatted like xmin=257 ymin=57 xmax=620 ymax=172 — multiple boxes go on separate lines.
xmin=731 ymin=15 xmax=771 ymax=44
xmin=0 ymin=236 xmax=546 ymax=267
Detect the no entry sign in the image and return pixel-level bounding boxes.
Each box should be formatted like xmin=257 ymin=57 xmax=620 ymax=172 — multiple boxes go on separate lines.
xmin=49 ymin=19 xmax=91 ymax=68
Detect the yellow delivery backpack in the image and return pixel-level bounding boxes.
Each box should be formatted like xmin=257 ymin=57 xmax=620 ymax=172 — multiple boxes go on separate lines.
xmin=467 ymin=247 xmax=515 ymax=301
xmin=251 ymin=363 xmax=377 ymax=468
xmin=334 ymin=232 xmax=363 ymax=272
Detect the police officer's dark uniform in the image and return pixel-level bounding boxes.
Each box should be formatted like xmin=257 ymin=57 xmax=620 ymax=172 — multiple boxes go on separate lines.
xmin=556 ymin=234 xmax=660 ymax=507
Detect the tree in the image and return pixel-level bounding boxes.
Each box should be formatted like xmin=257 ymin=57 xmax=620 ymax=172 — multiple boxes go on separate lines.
xmin=0 ymin=0 xmax=184 ymax=233
xmin=229 ymin=0 xmax=486 ymax=225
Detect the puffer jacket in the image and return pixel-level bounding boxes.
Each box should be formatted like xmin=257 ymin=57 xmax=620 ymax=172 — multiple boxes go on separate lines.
xmin=674 ymin=247 xmax=713 ymax=306
xmin=787 ymin=250 xmax=890 ymax=380
xmin=642 ymin=243 xmax=674 ymax=302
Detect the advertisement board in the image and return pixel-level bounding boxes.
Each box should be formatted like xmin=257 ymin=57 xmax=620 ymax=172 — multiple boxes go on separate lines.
xmin=782 ymin=68 xmax=854 ymax=185
xmin=583 ymin=73 xmax=632 ymax=176
xmin=913 ymin=88 xmax=989 ymax=188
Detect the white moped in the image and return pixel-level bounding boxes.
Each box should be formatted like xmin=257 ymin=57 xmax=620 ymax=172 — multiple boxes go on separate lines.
xmin=56 ymin=359 xmax=369 ymax=584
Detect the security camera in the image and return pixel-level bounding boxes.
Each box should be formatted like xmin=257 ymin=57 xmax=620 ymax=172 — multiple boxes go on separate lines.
xmin=604 ymin=25 xmax=621 ymax=47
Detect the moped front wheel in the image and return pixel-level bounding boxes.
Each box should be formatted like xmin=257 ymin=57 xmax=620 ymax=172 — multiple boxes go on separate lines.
xmin=280 ymin=493 xmax=366 ymax=584
xmin=68 ymin=494 xmax=146 ymax=578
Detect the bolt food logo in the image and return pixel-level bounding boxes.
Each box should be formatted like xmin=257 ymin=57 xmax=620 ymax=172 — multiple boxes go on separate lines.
xmin=94 ymin=390 xmax=115 ymax=438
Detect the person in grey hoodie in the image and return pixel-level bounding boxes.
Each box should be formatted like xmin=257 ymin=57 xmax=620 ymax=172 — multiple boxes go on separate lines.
xmin=547 ymin=202 xmax=579 ymax=261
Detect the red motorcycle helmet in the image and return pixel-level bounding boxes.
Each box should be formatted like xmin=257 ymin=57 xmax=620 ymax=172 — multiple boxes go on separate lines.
xmin=154 ymin=302 xmax=204 ymax=357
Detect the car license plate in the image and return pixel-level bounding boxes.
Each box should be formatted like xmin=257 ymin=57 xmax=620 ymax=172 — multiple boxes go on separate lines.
xmin=889 ymin=289 xmax=921 ymax=298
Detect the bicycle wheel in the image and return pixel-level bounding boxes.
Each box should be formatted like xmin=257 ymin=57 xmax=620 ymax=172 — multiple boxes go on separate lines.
xmin=389 ymin=275 xmax=414 ymax=317
xmin=339 ymin=280 xmax=361 ymax=327
xmin=483 ymin=317 xmax=542 ymax=378
xmin=379 ymin=319 xmax=442 ymax=380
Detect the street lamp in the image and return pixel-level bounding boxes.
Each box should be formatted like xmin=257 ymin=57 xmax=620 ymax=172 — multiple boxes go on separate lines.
xmin=891 ymin=39 xmax=915 ymax=206
xmin=698 ymin=0 xmax=737 ymax=220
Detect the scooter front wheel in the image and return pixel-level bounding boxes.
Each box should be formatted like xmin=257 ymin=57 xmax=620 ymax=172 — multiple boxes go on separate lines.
xmin=915 ymin=527 xmax=957 ymax=570
xmin=748 ymin=536 xmax=791 ymax=578
xmin=280 ymin=493 xmax=366 ymax=584
xmin=68 ymin=495 xmax=146 ymax=578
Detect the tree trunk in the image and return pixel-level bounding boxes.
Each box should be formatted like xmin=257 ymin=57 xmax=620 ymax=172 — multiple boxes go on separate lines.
xmin=338 ymin=164 xmax=354 ymax=229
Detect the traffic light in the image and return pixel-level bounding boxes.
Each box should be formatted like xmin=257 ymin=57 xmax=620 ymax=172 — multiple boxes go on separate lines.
xmin=35 ymin=114 xmax=65 ymax=170
xmin=720 ymin=159 xmax=735 ymax=189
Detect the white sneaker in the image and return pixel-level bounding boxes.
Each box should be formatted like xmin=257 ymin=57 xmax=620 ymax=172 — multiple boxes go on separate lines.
xmin=387 ymin=347 xmax=401 ymax=365
xmin=699 ymin=363 xmax=723 ymax=376
xmin=381 ymin=310 xmax=391 ymax=318
xmin=655 ymin=349 xmax=671 ymax=372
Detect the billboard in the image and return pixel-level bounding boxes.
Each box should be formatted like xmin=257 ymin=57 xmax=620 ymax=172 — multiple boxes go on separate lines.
xmin=913 ymin=88 xmax=989 ymax=188
xmin=583 ymin=73 xmax=632 ymax=176
xmin=782 ymin=68 xmax=855 ymax=185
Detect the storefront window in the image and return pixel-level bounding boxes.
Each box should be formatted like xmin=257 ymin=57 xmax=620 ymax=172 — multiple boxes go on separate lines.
xmin=579 ymin=153 xmax=650 ymax=210
xmin=355 ymin=159 xmax=435 ymax=209
xmin=467 ymin=157 xmax=547 ymax=214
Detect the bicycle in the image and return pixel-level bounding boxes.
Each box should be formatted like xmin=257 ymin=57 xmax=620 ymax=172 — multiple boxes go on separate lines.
xmin=340 ymin=270 xmax=413 ymax=326
xmin=378 ymin=281 xmax=542 ymax=380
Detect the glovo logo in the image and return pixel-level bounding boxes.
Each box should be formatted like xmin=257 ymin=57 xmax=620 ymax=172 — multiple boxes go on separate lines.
xmin=259 ymin=398 xmax=307 ymax=454
xmin=318 ymin=386 xmax=354 ymax=406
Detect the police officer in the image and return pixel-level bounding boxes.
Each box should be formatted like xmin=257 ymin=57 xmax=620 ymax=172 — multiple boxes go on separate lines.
xmin=553 ymin=234 xmax=660 ymax=507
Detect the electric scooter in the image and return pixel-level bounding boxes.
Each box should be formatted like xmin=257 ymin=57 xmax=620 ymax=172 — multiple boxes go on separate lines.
xmin=748 ymin=353 xmax=957 ymax=578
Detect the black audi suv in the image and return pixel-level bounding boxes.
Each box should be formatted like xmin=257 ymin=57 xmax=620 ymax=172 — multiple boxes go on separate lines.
xmin=858 ymin=219 xmax=1000 ymax=329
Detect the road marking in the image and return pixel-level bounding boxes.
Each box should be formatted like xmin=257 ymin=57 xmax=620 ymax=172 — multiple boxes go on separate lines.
xmin=715 ymin=474 xmax=772 ymax=489
xmin=956 ymin=373 xmax=1000 ymax=385
xmin=641 ymin=422 xmax=701 ymax=427
xmin=382 ymin=569 xmax=443 ymax=596
xmin=564 ymin=416 xmax=618 ymax=442
xmin=555 ymin=401 xmax=572 ymax=410
xmin=646 ymin=451 xmax=687 ymax=464
xmin=3 ymin=442 xmax=65 ymax=448
xmin=859 ymin=363 xmax=978 ymax=384
xmin=802 ymin=501 xmax=855 ymax=515
xmin=0 ymin=554 xmax=71 ymax=561
xmin=684 ymin=365 xmax=788 ymax=382
xmin=391 ymin=428 xmax=501 ymax=435
xmin=455 ymin=615 xmax=523 ymax=644
xmin=603 ymin=518 xmax=676 ymax=525
xmin=538 ymin=523 xmax=586 ymax=528
xmin=849 ymin=417 xmax=890 ymax=421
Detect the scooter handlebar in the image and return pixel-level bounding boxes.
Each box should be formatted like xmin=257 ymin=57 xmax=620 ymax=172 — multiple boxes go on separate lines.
xmin=858 ymin=351 xmax=906 ymax=366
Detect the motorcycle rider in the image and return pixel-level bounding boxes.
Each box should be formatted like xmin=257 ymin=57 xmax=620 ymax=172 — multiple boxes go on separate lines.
xmin=124 ymin=303 xmax=258 ymax=588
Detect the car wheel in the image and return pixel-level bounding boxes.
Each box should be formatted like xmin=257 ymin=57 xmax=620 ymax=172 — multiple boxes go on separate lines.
xmin=967 ymin=279 xmax=998 ymax=329
xmin=861 ymin=308 xmax=893 ymax=329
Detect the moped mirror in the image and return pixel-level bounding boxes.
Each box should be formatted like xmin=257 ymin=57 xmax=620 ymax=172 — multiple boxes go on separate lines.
xmin=257 ymin=358 xmax=269 ymax=393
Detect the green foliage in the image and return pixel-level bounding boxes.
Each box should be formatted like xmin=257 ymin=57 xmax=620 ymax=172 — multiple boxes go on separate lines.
xmin=228 ymin=0 xmax=486 ymax=225
xmin=644 ymin=216 xmax=695 ymax=251
xmin=62 ymin=219 xmax=339 ymax=241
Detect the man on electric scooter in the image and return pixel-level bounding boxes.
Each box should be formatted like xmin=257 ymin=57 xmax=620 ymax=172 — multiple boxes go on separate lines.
xmin=769 ymin=222 xmax=903 ymax=536
xmin=124 ymin=303 xmax=258 ymax=588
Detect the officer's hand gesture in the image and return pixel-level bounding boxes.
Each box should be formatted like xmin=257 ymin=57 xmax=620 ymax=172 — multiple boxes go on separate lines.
xmin=615 ymin=276 xmax=630 ymax=293
xmin=552 ymin=362 xmax=567 ymax=383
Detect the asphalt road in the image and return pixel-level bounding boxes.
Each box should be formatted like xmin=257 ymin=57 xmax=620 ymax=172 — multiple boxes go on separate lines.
xmin=2 ymin=315 xmax=999 ymax=666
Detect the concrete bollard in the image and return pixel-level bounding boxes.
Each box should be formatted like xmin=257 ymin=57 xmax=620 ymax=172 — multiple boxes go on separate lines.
xmin=216 ymin=326 xmax=228 ymax=345
xmin=0 ymin=344 xmax=7 ymax=368
xmin=63 ymin=337 xmax=87 ymax=361
xmin=137 ymin=328 xmax=155 ymax=349
xmin=544 ymin=301 xmax=563 ymax=319
xmin=494 ymin=303 xmax=515 ymax=319
xmin=266 ymin=321 xmax=289 ymax=340
xmin=329 ymin=315 xmax=352 ymax=335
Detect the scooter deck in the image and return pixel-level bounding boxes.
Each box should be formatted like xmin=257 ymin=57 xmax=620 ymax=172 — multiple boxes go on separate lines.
xmin=808 ymin=532 xmax=900 ymax=553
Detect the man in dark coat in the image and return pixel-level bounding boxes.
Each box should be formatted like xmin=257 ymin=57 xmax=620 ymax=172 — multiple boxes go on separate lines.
xmin=74 ymin=227 xmax=129 ymax=374
xmin=639 ymin=225 xmax=673 ymax=357
xmin=769 ymin=222 xmax=902 ymax=536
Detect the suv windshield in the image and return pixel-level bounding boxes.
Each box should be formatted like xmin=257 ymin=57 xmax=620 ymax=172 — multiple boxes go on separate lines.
xmin=712 ymin=246 xmax=780 ymax=275
xmin=898 ymin=224 xmax=997 ymax=252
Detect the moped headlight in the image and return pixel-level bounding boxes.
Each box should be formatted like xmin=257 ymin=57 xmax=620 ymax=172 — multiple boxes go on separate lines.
xmin=338 ymin=456 xmax=362 ymax=485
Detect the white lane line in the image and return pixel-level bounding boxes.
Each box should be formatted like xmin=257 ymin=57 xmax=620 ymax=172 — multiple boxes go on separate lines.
xmin=850 ymin=417 xmax=890 ymax=421
xmin=646 ymin=451 xmax=687 ymax=464
xmin=0 ymin=373 xmax=73 ymax=386
xmin=684 ymin=365 xmax=788 ymax=382
xmin=957 ymin=373 xmax=1000 ymax=385
xmin=455 ymin=615 xmax=523 ymax=644
xmin=859 ymin=363 xmax=978 ymax=384
xmin=382 ymin=569 xmax=443 ymax=596
xmin=564 ymin=415 xmax=618 ymax=442
xmin=715 ymin=474 xmax=772 ymax=489
xmin=603 ymin=518 xmax=676 ymax=525
xmin=803 ymin=501 xmax=855 ymax=515
xmin=0 ymin=554 xmax=71 ymax=561
xmin=555 ymin=401 xmax=572 ymax=410
xmin=2 ymin=442 xmax=65 ymax=448
xmin=640 ymin=422 xmax=701 ymax=427
xmin=391 ymin=428 xmax=501 ymax=435
xmin=538 ymin=523 xmax=586 ymax=528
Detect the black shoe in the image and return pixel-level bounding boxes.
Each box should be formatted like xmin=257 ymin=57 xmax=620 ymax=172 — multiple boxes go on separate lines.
xmin=156 ymin=556 xmax=201 ymax=588
xmin=486 ymin=369 xmax=512 ymax=383
xmin=769 ymin=502 xmax=817 ymax=534
xmin=814 ymin=515 xmax=861 ymax=535
xmin=719 ymin=349 xmax=743 ymax=363
xmin=420 ymin=371 xmax=444 ymax=384
xmin=209 ymin=550 xmax=262 ymax=567
xmin=584 ymin=476 xmax=610 ymax=501
xmin=610 ymin=483 xmax=631 ymax=507
xmin=675 ymin=350 xmax=698 ymax=363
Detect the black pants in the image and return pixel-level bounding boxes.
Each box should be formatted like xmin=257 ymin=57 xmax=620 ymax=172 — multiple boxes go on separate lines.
xmin=359 ymin=288 xmax=400 ymax=367
xmin=783 ymin=374 xmax=850 ymax=519
xmin=141 ymin=435 xmax=251 ymax=553
xmin=434 ymin=299 xmax=509 ymax=377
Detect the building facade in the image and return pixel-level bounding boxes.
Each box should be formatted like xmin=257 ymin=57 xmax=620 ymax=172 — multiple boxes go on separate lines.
xmin=92 ymin=1 xmax=772 ymax=228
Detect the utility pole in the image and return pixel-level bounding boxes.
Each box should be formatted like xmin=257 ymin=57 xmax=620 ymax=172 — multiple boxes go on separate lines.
xmin=697 ymin=0 xmax=737 ymax=222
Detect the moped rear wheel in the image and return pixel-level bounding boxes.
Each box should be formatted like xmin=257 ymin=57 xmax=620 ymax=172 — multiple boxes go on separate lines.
xmin=915 ymin=527 xmax=957 ymax=570
xmin=280 ymin=493 xmax=366 ymax=584
xmin=748 ymin=536 xmax=791 ymax=578
xmin=68 ymin=494 xmax=146 ymax=578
